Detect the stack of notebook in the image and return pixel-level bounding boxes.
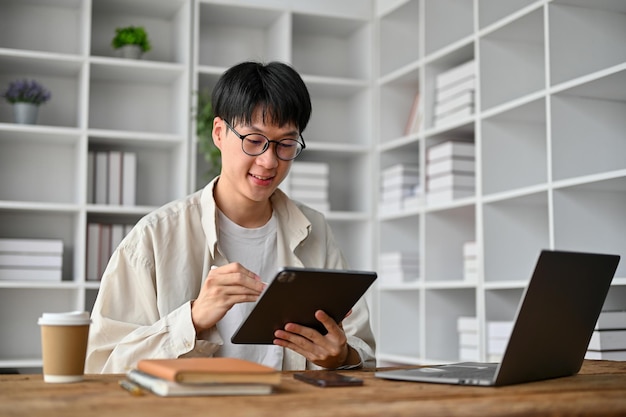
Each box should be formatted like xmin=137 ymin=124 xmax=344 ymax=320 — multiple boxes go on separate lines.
xmin=125 ymin=357 xmax=280 ymax=396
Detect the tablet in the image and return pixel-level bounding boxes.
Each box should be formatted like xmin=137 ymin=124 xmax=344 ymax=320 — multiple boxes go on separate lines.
xmin=231 ymin=267 xmax=377 ymax=344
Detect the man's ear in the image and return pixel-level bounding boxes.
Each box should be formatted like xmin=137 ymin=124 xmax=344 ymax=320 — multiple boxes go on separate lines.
xmin=212 ymin=117 xmax=223 ymax=150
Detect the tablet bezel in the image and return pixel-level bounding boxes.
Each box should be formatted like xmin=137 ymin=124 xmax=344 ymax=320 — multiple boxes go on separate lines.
xmin=230 ymin=267 xmax=377 ymax=344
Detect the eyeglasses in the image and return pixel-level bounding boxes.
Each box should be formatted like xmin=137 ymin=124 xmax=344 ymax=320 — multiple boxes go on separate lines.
xmin=223 ymin=120 xmax=306 ymax=161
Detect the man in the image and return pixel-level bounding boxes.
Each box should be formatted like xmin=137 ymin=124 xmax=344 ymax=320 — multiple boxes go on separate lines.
xmin=86 ymin=61 xmax=375 ymax=373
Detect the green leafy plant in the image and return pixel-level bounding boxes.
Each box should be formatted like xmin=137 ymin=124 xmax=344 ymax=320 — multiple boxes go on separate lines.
xmin=195 ymin=90 xmax=221 ymax=180
xmin=111 ymin=26 xmax=151 ymax=52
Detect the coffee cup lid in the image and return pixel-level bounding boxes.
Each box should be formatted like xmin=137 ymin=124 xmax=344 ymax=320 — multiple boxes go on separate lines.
xmin=38 ymin=311 xmax=91 ymax=326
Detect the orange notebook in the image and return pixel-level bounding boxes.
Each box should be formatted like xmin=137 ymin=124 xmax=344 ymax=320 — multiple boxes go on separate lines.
xmin=136 ymin=357 xmax=281 ymax=385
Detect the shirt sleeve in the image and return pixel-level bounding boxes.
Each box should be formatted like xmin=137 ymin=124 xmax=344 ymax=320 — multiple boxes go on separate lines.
xmin=85 ymin=236 xmax=221 ymax=373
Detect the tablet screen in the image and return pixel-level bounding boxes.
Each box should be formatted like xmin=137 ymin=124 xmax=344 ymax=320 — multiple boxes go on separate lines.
xmin=231 ymin=267 xmax=377 ymax=344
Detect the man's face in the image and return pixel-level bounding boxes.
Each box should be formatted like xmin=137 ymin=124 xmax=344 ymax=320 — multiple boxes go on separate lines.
xmin=213 ymin=111 xmax=299 ymax=206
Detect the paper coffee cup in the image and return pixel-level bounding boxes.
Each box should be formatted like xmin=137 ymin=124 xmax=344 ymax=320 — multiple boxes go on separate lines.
xmin=38 ymin=311 xmax=91 ymax=383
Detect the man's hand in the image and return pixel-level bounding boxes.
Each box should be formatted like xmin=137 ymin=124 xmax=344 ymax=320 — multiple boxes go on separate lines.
xmin=191 ymin=262 xmax=265 ymax=334
xmin=272 ymin=310 xmax=360 ymax=369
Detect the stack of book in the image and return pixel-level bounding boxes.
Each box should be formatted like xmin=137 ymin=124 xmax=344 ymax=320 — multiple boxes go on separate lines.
xmin=89 ymin=150 xmax=137 ymax=206
xmin=487 ymin=320 xmax=514 ymax=362
xmin=457 ymin=316 xmax=480 ymax=361
xmin=86 ymin=223 xmax=133 ymax=281
xmin=378 ymin=251 xmax=419 ymax=285
xmin=426 ymin=141 xmax=475 ymax=205
xmin=379 ymin=164 xmax=421 ymax=215
xmin=433 ymin=60 xmax=475 ymax=128
xmin=0 ymin=238 xmax=63 ymax=281
xmin=463 ymin=241 xmax=478 ymax=282
xmin=585 ymin=310 xmax=626 ymax=361
xmin=125 ymin=357 xmax=281 ymax=397
xmin=281 ymin=161 xmax=330 ymax=212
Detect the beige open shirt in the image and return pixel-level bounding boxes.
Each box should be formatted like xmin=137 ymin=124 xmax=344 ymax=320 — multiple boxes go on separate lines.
xmin=86 ymin=178 xmax=376 ymax=373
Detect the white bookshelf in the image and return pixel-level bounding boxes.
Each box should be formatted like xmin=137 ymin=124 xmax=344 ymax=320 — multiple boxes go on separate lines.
xmin=0 ymin=0 xmax=375 ymax=372
xmin=374 ymin=0 xmax=626 ymax=365
xmin=1 ymin=0 xmax=625 ymax=372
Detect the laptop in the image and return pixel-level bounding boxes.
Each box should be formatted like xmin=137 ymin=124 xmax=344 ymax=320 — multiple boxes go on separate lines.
xmin=375 ymin=250 xmax=621 ymax=387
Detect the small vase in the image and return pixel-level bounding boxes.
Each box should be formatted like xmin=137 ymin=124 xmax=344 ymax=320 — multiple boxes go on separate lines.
xmin=120 ymin=45 xmax=143 ymax=60
xmin=13 ymin=102 xmax=39 ymax=125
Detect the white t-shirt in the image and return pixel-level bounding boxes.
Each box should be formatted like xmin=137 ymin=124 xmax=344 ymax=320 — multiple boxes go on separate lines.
xmin=214 ymin=209 xmax=284 ymax=368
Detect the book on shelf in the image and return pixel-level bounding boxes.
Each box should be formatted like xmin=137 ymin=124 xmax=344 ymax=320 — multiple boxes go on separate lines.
xmin=588 ymin=330 xmax=626 ymax=351
xmin=0 ymin=238 xmax=63 ymax=254
xmin=86 ymin=222 xmax=132 ymax=281
xmin=585 ymin=350 xmax=626 ymax=361
xmin=434 ymin=105 xmax=474 ymax=128
xmin=434 ymin=90 xmax=474 ymax=118
xmin=595 ymin=310 xmax=626 ymax=330
xmin=136 ymin=357 xmax=281 ymax=385
xmin=427 ymin=158 xmax=475 ymax=177
xmin=426 ymin=187 xmax=475 ymax=205
xmin=0 ymin=238 xmax=63 ymax=282
xmin=427 ymin=141 xmax=475 ymax=162
xmin=435 ymin=60 xmax=475 ymax=90
xmin=437 ymin=77 xmax=475 ymax=103
xmin=90 ymin=150 xmax=137 ymax=206
xmin=126 ymin=369 xmax=274 ymax=397
xmin=427 ymin=173 xmax=475 ymax=191
xmin=404 ymin=91 xmax=422 ymax=135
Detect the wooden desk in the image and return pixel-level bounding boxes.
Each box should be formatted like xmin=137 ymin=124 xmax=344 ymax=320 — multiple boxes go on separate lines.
xmin=1 ymin=360 xmax=625 ymax=417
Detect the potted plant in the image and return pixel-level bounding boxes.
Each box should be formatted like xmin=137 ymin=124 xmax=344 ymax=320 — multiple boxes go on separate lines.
xmin=111 ymin=26 xmax=151 ymax=59
xmin=2 ymin=79 xmax=51 ymax=125
xmin=195 ymin=90 xmax=221 ymax=181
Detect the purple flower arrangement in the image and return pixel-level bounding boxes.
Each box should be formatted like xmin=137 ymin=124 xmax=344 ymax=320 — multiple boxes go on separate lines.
xmin=2 ymin=79 xmax=51 ymax=105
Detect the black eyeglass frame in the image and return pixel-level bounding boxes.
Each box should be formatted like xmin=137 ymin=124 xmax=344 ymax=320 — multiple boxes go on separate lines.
xmin=223 ymin=119 xmax=306 ymax=161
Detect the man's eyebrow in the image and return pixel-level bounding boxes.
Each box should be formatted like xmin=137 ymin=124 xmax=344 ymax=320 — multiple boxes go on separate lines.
xmin=247 ymin=124 xmax=300 ymax=137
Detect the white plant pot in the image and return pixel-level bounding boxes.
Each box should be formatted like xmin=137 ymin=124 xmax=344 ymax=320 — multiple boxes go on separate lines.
xmin=120 ymin=45 xmax=143 ymax=59
xmin=13 ymin=102 xmax=39 ymax=125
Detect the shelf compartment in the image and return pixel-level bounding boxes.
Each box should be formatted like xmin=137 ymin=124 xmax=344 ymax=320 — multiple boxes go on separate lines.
xmin=0 ymin=0 xmax=86 ymax=55
xmin=378 ymin=68 xmax=420 ymax=143
xmin=0 ymin=133 xmax=81 ymax=205
xmin=485 ymin=288 xmax=523 ymax=322
xmin=0 ymin=210 xmax=78 ymax=283
xmin=479 ymin=8 xmax=545 ymax=111
xmin=481 ymin=98 xmax=547 ymax=195
xmin=88 ymin=62 xmax=188 ymax=135
xmin=378 ymin=0 xmax=420 ymax=78
xmin=88 ymin=138 xmax=187 ymax=208
xmin=196 ymin=3 xmax=288 ymax=68
xmin=424 ymin=43 xmax=474 ymax=131
xmin=305 ymin=81 xmax=372 ymax=147
xmin=551 ymin=69 xmax=626 ymax=181
xmin=377 ymin=289 xmax=421 ymax=358
xmin=424 ymin=205 xmax=475 ymax=282
xmin=292 ymin=13 xmax=371 ymax=80
xmin=424 ymin=288 xmax=476 ymax=361
xmin=483 ymin=191 xmax=549 ymax=282
xmin=91 ymin=0 xmax=191 ymax=64
xmin=478 ymin=0 xmax=540 ymax=29
xmin=0 ymin=288 xmax=78 ymax=363
xmin=0 ymin=54 xmax=84 ymax=128
xmin=424 ymin=0 xmax=473 ymax=55
xmin=553 ymin=177 xmax=626 ymax=278
xmin=549 ymin=1 xmax=626 ymax=86
xmin=327 ymin=219 xmax=373 ymax=271
xmin=296 ymin=150 xmax=372 ymax=214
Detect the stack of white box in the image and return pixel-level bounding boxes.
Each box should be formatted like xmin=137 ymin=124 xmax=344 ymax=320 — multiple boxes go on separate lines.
xmin=586 ymin=310 xmax=626 ymax=361
xmin=379 ymin=164 xmax=421 ymax=214
xmin=487 ymin=320 xmax=514 ymax=362
xmin=426 ymin=141 xmax=475 ymax=205
xmin=379 ymin=251 xmax=419 ymax=285
xmin=281 ymin=162 xmax=330 ymax=212
xmin=434 ymin=60 xmax=475 ymax=128
xmin=463 ymin=241 xmax=478 ymax=282
xmin=0 ymin=238 xmax=63 ymax=281
xmin=457 ymin=316 xmax=480 ymax=361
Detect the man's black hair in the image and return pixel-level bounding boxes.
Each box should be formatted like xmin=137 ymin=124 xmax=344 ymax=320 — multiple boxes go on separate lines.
xmin=211 ymin=61 xmax=312 ymax=132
